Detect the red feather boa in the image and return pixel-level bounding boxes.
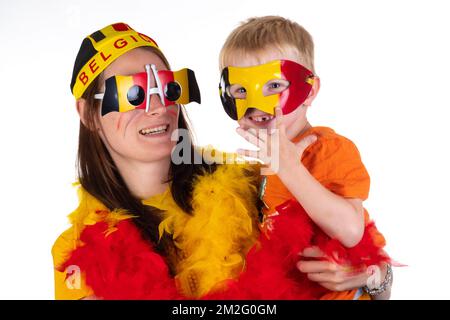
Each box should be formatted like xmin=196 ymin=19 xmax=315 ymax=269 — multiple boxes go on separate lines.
xmin=205 ymin=199 xmax=389 ymax=299
xmin=63 ymin=200 xmax=389 ymax=299
xmin=63 ymin=220 xmax=180 ymax=299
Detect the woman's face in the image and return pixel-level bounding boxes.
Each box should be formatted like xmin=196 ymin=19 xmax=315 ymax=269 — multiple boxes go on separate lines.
xmin=97 ymin=48 xmax=179 ymax=164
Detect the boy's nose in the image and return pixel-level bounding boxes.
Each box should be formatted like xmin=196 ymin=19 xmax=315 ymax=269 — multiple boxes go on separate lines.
xmin=145 ymin=94 xmax=166 ymax=116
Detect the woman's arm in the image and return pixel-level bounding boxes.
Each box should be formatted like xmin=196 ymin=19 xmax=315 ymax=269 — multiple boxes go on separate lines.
xmin=297 ymin=246 xmax=392 ymax=300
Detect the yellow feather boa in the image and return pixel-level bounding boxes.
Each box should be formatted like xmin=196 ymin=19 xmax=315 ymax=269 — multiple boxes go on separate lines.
xmin=145 ymin=163 xmax=261 ymax=298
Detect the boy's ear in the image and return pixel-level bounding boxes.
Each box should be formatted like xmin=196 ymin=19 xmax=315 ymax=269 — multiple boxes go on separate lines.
xmin=304 ymin=76 xmax=321 ymax=106
xmin=76 ymin=98 xmax=89 ymax=127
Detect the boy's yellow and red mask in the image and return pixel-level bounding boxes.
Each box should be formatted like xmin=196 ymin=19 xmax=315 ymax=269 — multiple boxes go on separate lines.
xmin=70 ymin=22 xmax=200 ymax=116
xmin=95 ymin=64 xmax=200 ymax=116
xmin=219 ymin=60 xmax=315 ymax=120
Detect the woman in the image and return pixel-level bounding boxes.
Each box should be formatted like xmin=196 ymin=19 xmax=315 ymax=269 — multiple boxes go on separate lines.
xmin=52 ymin=22 xmax=392 ymax=300
xmin=52 ymin=22 xmax=262 ymax=299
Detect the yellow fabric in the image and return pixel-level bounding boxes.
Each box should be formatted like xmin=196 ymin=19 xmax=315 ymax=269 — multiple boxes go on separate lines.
xmin=53 ymin=227 xmax=93 ymax=300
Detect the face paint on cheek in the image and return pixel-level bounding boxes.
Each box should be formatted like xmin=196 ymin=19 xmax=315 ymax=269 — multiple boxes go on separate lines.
xmin=116 ymin=113 xmax=125 ymax=131
xmin=167 ymin=108 xmax=178 ymax=117
xmin=166 ymin=104 xmax=180 ymax=123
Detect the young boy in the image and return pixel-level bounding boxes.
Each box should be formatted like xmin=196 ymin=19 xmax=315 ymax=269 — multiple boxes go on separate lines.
xmin=218 ymin=16 xmax=390 ymax=299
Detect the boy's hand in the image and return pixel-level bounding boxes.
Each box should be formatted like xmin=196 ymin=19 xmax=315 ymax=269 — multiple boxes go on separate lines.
xmin=236 ymin=107 xmax=317 ymax=175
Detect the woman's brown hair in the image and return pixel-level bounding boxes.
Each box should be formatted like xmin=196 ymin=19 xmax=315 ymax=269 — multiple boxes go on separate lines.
xmin=76 ymin=48 xmax=215 ymax=272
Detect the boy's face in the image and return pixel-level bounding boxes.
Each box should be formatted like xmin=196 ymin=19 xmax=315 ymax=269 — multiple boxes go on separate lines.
xmin=225 ymin=48 xmax=319 ymax=140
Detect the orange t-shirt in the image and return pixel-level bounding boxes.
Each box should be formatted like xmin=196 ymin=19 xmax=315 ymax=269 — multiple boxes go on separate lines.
xmin=262 ymin=126 xmax=385 ymax=300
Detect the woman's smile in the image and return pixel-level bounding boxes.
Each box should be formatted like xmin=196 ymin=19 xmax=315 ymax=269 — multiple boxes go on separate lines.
xmin=138 ymin=123 xmax=170 ymax=136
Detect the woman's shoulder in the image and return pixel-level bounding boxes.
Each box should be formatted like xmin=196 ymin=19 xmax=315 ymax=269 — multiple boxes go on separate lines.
xmin=52 ymin=185 xmax=135 ymax=269
xmin=52 ymin=226 xmax=78 ymax=271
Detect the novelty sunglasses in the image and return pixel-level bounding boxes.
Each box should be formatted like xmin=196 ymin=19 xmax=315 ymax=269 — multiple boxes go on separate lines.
xmin=95 ymin=64 xmax=201 ymax=116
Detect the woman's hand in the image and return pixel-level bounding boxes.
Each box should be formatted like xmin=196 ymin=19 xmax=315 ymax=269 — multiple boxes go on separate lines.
xmin=297 ymin=246 xmax=392 ymax=300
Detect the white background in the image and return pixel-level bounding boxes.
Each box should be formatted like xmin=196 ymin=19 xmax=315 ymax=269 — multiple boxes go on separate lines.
xmin=0 ymin=0 xmax=449 ymax=299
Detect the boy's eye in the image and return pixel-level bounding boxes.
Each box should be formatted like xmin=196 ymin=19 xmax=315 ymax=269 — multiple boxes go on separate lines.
xmin=263 ymin=79 xmax=290 ymax=96
xmin=270 ymin=83 xmax=281 ymax=89
xmin=228 ymin=84 xmax=247 ymax=99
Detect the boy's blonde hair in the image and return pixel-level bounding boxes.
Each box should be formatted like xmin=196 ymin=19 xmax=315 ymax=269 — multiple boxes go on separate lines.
xmin=219 ymin=16 xmax=315 ymax=74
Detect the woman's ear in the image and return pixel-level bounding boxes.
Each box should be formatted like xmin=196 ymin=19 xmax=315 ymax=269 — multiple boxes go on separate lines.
xmin=304 ymin=76 xmax=321 ymax=107
xmin=76 ymin=98 xmax=88 ymax=127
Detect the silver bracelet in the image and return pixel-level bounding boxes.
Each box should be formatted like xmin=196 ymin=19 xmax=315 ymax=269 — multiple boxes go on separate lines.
xmin=363 ymin=264 xmax=393 ymax=296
